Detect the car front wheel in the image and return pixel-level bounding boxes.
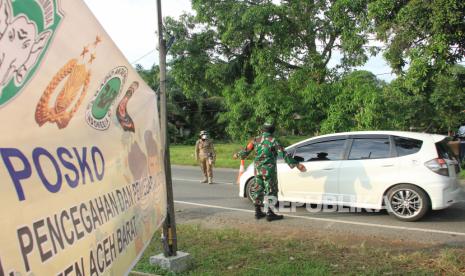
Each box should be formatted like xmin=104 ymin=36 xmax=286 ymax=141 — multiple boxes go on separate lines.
xmin=386 ymin=184 xmax=430 ymax=222
xmin=245 ymin=178 xmax=256 ymax=204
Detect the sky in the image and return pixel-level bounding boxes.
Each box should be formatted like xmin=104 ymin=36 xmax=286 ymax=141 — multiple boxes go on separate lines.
xmin=83 ymin=0 xmax=396 ymax=82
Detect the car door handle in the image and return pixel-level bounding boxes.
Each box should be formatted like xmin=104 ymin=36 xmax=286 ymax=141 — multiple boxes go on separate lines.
xmin=323 ymin=168 xmax=335 ymax=170
xmin=382 ymin=164 xmax=394 ymax=167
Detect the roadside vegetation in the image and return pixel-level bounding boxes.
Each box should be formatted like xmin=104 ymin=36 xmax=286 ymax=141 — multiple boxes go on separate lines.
xmin=132 ymin=224 xmax=465 ymax=275
xmin=137 ymin=1 xmax=465 ymax=143
xmin=171 ymin=143 xmax=249 ymax=168
xmin=170 ymin=136 xmax=304 ymax=169
xmin=141 ymin=0 xmax=465 ymax=173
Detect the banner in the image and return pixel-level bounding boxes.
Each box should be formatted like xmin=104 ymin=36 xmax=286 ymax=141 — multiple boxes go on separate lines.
xmin=0 ymin=0 xmax=167 ymax=275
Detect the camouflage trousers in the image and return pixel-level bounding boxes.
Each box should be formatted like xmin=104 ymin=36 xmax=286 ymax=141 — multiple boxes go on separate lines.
xmin=252 ymin=164 xmax=278 ymax=206
xmin=199 ymin=157 xmax=213 ymax=178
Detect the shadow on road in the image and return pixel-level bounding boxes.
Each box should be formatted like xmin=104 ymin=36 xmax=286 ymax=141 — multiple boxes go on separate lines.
xmin=420 ymin=203 xmax=465 ymax=223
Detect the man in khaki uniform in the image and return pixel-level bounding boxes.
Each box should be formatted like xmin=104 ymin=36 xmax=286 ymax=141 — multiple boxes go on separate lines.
xmin=195 ymin=130 xmax=216 ymax=184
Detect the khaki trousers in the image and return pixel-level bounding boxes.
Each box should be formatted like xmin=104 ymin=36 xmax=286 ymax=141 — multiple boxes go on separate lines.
xmin=199 ymin=157 xmax=213 ymax=178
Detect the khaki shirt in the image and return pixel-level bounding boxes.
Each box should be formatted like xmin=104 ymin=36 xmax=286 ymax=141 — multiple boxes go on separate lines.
xmin=195 ymin=139 xmax=216 ymax=160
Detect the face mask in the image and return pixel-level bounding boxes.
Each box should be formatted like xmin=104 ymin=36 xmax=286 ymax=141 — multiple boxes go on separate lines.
xmin=201 ymin=135 xmax=207 ymax=140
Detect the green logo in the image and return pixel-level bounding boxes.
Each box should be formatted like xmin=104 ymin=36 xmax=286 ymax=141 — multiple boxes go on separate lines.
xmin=92 ymin=77 xmax=122 ymax=119
xmin=0 ymin=0 xmax=63 ymax=107
xmin=86 ymin=66 xmax=127 ymax=130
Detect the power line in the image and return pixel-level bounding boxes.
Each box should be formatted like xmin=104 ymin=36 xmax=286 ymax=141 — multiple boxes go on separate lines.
xmin=174 ymin=109 xmax=223 ymax=113
xmin=130 ymin=42 xmax=462 ymax=66
xmin=131 ymin=43 xmax=382 ymax=66
xmin=130 ymin=38 xmax=175 ymax=65
xmin=131 ymin=48 xmax=156 ymax=64
xmin=133 ymin=45 xmax=380 ymax=65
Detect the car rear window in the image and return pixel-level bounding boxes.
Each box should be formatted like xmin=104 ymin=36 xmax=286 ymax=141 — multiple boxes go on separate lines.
xmin=393 ymin=136 xmax=422 ymax=157
xmin=348 ymin=138 xmax=391 ymax=160
xmin=436 ymin=139 xmax=457 ymax=160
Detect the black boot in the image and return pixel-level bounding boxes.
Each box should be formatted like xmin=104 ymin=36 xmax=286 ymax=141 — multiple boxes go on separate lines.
xmin=254 ymin=205 xmax=266 ymax=219
xmin=266 ymin=208 xmax=283 ymax=221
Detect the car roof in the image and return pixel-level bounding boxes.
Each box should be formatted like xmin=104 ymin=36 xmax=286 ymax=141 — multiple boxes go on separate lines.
xmin=290 ymin=130 xmax=447 ymax=148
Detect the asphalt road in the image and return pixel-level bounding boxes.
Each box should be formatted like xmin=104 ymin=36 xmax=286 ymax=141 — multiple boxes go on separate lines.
xmin=171 ymin=165 xmax=465 ymax=246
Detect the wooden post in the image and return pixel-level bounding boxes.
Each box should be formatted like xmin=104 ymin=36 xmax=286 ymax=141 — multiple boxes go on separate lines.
xmin=156 ymin=0 xmax=177 ymax=257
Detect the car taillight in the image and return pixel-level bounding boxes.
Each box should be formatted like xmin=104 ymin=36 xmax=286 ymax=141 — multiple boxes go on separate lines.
xmin=424 ymin=158 xmax=449 ymax=176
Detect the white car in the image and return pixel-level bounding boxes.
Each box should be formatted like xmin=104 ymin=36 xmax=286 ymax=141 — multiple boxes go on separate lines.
xmin=238 ymin=131 xmax=463 ymax=221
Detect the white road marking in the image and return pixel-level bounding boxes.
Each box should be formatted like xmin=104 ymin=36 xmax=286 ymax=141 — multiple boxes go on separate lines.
xmin=173 ymin=178 xmax=234 ymax=185
xmin=174 ymin=200 xmax=465 ymax=237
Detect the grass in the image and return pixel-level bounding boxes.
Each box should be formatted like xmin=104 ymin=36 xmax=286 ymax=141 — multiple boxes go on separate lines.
xmin=170 ymin=143 xmax=252 ymax=169
xmin=132 ymin=224 xmax=465 ymax=275
xmin=169 ymin=136 xmax=309 ymax=169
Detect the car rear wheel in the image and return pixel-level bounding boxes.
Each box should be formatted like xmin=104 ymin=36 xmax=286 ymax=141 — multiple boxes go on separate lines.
xmin=245 ymin=178 xmax=256 ymax=203
xmin=386 ymin=184 xmax=430 ymax=222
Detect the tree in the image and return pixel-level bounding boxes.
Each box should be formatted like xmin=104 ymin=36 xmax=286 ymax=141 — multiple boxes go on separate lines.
xmin=368 ymin=0 xmax=465 ymax=76
xmin=320 ymin=70 xmax=386 ymax=133
xmin=164 ymin=0 xmax=374 ymax=139
xmin=367 ymin=1 xmax=465 ymax=134
xmin=136 ymin=64 xmax=159 ymax=90
xmin=376 ymin=65 xmax=465 ymax=134
xmin=135 ymin=63 xmax=227 ymax=142
xmin=149 ymin=0 xmax=465 ymax=141
xmin=430 ymin=65 xmax=465 ymax=133
xmin=379 ymin=76 xmax=425 ymax=131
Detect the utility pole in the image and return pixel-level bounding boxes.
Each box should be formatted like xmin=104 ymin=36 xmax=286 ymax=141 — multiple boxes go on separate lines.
xmin=156 ymin=0 xmax=177 ymax=257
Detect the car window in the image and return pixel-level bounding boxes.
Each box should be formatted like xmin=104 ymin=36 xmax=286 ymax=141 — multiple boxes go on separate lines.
xmin=348 ymin=138 xmax=390 ymax=160
xmin=394 ymin=136 xmax=422 ymax=157
xmin=294 ymin=139 xmax=346 ymax=162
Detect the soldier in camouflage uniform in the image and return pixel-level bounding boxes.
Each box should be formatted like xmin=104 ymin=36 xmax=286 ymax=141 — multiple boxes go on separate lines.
xmin=234 ymin=123 xmax=306 ymax=221
xmin=195 ymin=130 xmax=216 ymax=184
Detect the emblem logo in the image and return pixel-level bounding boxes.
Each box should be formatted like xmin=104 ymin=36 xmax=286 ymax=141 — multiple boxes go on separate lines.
xmin=116 ymin=81 xmax=139 ymax=132
xmin=0 ymin=0 xmax=63 ymax=107
xmin=35 ymin=36 xmax=102 ymax=129
xmin=86 ymin=66 xmax=128 ymax=130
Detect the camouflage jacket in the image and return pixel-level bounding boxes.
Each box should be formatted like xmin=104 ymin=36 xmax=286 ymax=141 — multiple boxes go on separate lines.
xmin=195 ymin=139 xmax=216 ymax=159
xmin=237 ymin=132 xmax=298 ymax=170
